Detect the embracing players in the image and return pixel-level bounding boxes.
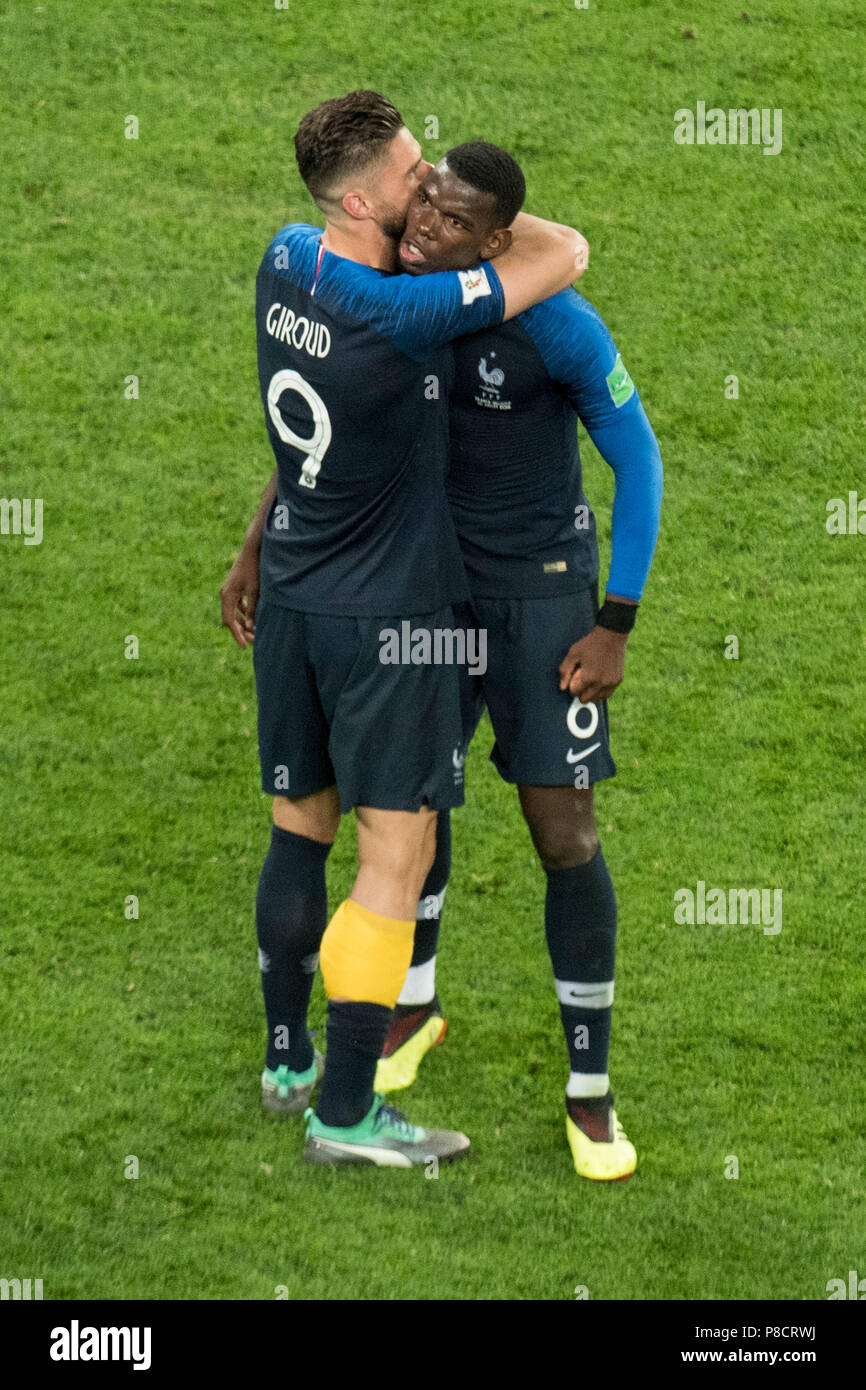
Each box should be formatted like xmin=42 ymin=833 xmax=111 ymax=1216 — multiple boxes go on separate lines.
xmin=372 ymin=142 xmax=663 ymax=1182
xmin=221 ymin=93 xmax=587 ymax=1167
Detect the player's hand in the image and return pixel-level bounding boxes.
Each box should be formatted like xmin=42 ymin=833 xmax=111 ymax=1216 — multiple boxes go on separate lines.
xmin=220 ymin=545 xmax=261 ymax=649
xmin=558 ymin=626 xmax=627 ymax=702
xmin=573 ymin=231 xmax=589 ymax=278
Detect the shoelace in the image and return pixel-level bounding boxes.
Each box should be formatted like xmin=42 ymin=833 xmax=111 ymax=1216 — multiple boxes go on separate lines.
xmin=373 ymin=1100 xmax=416 ymax=1139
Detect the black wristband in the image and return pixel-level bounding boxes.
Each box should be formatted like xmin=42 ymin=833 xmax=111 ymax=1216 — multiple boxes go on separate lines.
xmin=596 ymin=599 xmax=637 ymax=634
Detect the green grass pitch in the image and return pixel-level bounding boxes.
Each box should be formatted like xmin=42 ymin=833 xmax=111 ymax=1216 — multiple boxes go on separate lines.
xmin=1 ymin=0 xmax=864 ymax=1300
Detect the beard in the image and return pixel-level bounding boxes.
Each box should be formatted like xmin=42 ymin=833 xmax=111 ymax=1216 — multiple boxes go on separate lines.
xmin=378 ymin=201 xmax=408 ymax=242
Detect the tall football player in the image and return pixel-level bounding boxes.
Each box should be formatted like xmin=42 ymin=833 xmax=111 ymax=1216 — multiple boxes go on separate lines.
xmin=375 ymin=145 xmax=663 ymax=1182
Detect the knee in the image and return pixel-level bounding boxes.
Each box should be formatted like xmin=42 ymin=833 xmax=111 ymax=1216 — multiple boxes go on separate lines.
xmin=519 ymin=786 xmax=600 ymax=873
xmin=530 ymin=795 xmax=599 ymax=871
xmin=536 ymin=823 xmax=599 ymax=872
xmin=273 ymin=793 xmax=339 ymax=844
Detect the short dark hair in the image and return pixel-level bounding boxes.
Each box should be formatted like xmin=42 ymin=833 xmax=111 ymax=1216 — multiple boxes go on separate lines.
xmin=294 ymin=90 xmax=405 ymax=205
xmin=443 ymin=141 xmax=526 ymax=226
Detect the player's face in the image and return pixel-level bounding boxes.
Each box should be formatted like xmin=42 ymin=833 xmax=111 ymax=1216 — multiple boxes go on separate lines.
xmin=398 ymin=162 xmax=505 ymax=274
xmin=368 ymin=127 xmax=433 ymax=241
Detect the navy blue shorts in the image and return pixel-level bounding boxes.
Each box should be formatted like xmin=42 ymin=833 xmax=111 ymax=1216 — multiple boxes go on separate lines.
xmin=253 ymin=601 xmax=467 ymax=814
xmin=456 ymin=587 xmax=617 ymax=787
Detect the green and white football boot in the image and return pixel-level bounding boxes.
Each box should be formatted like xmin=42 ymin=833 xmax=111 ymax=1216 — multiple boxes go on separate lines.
xmin=261 ymin=1049 xmax=324 ymax=1115
xmin=303 ymin=1094 xmax=469 ymax=1167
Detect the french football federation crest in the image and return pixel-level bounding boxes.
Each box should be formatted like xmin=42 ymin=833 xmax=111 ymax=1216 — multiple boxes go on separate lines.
xmin=474 ymin=351 xmax=511 ymax=410
xmin=478 ymin=355 xmax=505 ymax=389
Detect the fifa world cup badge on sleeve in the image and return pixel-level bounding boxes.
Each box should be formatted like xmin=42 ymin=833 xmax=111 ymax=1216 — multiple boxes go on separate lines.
xmin=605 ymin=353 xmax=635 ymax=408
xmin=457 ymin=267 xmax=492 ymax=305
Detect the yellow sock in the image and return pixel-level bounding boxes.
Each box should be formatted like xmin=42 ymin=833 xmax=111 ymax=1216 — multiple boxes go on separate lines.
xmin=319 ymin=898 xmax=415 ymax=1007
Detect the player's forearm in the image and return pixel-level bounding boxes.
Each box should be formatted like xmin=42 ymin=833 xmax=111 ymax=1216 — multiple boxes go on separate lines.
xmin=509 ymin=211 xmax=579 ymax=243
xmin=497 ymin=213 xmax=588 ymax=320
xmin=589 ymin=405 xmax=663 ymax=602
xmin=241 ymin=469 xmax=278 ymax=553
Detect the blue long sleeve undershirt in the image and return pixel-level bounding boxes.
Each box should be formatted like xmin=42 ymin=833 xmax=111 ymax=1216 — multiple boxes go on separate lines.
xmin=586 ymin=399 xmax=663 ymax=603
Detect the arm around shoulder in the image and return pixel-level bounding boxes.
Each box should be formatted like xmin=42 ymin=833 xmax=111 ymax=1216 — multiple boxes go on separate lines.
xmin=495 ymin=213 xmax=588 ymax=320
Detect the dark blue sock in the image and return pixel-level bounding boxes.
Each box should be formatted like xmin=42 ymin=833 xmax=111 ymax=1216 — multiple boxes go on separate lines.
xmin=255 ymin=824 xmax=331 ymax=1072
xmin=544 ymin=847 xmax=617 ymax=1091
xmin=316 ymin=1000 xmax=392 ymax=1128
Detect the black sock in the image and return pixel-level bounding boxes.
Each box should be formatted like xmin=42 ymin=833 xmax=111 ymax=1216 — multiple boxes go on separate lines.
xmin=544 ymin=847 xmax=617 ymax=1094
xmin=255 ymin=824 xmax=331 ymax=1072
xmin=316 ymin=1000 xmax=392 ymax=1127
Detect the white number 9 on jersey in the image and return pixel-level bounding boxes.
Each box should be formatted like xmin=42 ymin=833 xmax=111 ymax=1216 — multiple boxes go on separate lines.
xmin=267 ymin=369 xmax=332 ymax=489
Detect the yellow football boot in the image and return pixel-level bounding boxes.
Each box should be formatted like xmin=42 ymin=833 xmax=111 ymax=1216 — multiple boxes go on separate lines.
xmin=565 ymin=1092 xmax=637 ymax=1181
xmin=374 ymin=999 xmax=447 ymax=1093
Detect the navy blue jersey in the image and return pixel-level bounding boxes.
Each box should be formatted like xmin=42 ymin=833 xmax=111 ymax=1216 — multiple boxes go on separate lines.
xmin=447 ymin=288 xmax=662 ymax=601
xmin=256 ymin=224 xmax=505 ymax=616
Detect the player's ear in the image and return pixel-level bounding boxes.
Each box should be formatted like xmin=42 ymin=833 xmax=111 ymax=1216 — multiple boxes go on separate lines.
xmin=341 ymin=188 xmax=373 ymax=221
xmin=479 ymin=227 xmax=512 ymax=260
